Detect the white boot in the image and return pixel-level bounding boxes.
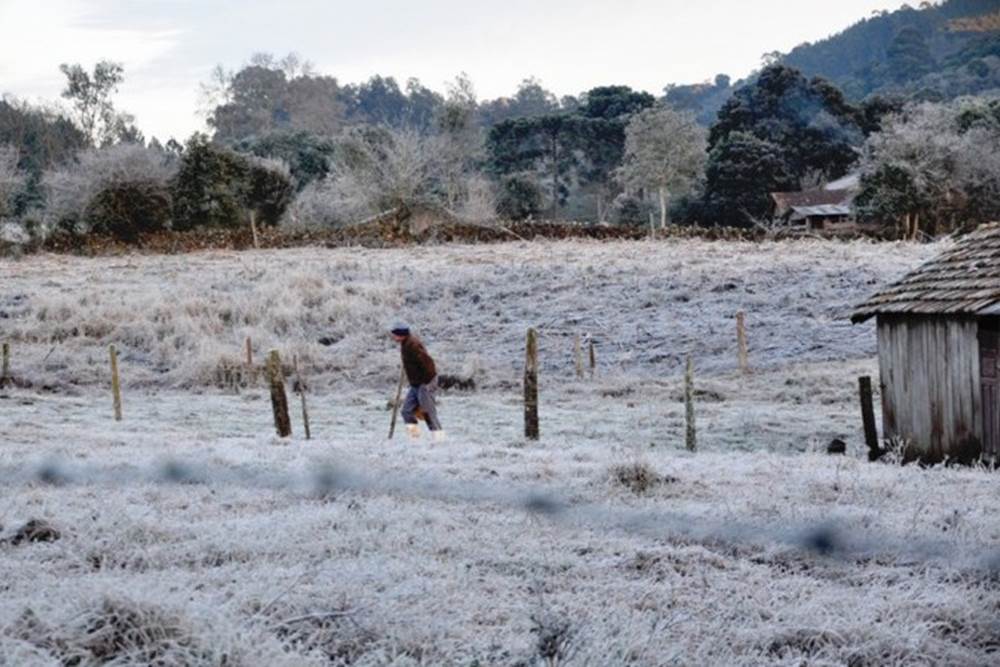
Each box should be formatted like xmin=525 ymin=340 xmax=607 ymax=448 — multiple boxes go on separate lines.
xmin=431 ymin=430 xmax=446 ymax=443
xmin=405 ymin=424 xmax=421 ymax=440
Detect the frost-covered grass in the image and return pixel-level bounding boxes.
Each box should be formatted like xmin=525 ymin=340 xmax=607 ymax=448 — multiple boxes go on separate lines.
xmin=7 ymin=238 xmax=1000 ymax=666
xmin=0 ymin=238 xmax=937 ymax=392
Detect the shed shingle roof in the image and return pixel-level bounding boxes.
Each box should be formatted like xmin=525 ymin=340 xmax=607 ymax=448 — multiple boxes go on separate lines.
xmin=851 ymin=222 xmax=1000 ymax=323
xmin=771 ymin=189 xmax=854 ymax=212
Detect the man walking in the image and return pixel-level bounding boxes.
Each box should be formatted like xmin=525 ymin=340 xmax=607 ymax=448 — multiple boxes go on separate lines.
xmin=391 ymin=323 xmax=445 ymax=442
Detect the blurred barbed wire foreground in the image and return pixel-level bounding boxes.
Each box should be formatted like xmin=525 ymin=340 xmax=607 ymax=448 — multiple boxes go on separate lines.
xmin=5 ymin=456 xmax=1000 ymax=575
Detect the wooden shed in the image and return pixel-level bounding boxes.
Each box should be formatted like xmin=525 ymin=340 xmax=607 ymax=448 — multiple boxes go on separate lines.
xmin=852 ymin=223 xmax=1000 ymax=463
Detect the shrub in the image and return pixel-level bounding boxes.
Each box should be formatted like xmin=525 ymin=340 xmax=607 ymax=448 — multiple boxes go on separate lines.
xmin=42 ymin=143 xmax=177 ymax=238
xmin=496 ymin=174 xmax=542 ymax=220
xmin=611 ymin=193 xmax=649 ymax=225
xmin=233 ymin=130 xmax=336 ymax=190
xmin=244 ymin=155 xmax=296 ymax=227
xmin=83 ymin=179 xmax=172 ymax=241
xmin=171 ymin=134 xmax=294 ymax=231
xmin=170 ymin=135 xmax=248 ymax=231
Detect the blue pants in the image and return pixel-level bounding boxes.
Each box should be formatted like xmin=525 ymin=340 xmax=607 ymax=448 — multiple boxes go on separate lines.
xmin=402 ymin=377 xmax=441 ymax=431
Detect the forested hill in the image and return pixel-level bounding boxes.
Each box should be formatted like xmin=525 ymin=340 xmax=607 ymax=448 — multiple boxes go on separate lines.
xmin=780 ymin=0 xmax=1000 ymax=101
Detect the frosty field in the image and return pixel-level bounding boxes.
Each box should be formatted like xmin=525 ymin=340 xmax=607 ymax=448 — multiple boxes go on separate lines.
xmin=5 ymin=238 xmax=1000 ymax=666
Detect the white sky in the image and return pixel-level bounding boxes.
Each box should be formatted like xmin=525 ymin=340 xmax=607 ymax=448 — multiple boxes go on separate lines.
xmin=0 ymin=0 xmax=915 ymax=142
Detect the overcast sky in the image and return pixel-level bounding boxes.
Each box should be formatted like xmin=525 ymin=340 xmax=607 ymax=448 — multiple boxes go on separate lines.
xmin=0 ymin=0 xmax=914 ymax=141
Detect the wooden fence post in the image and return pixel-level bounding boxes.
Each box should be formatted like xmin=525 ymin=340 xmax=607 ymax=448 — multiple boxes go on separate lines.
xmin=293 ymin=355 xmax=311 ymax=440
xmin=736 ymin=311 xmax=749 ymax=374
xmin=388 ymin=365 xmax=405 ymax=439
xmin=1 ymin=342 xmax=10 ymax=388
xmin=109 ymin=344 xmax=122 ymax=421
xmin=524 ymin=328 xmax=539 ymax=440
xmin=249 ymin=211 xmax=260 ymax=249
xmin=245 ymin=337 xmax=255 ymax=385
xmin=588 ymin=338 xmax=596 ymax=379
xmin=267 ymin=350 xmax=292 ymax=438
xmin=573 ymin=334 xmax=584 ymax=380
xmin=859 ymin=376 xmax=879 ymax=457
xmin=685 ymin=355 xmax=696 ymax=452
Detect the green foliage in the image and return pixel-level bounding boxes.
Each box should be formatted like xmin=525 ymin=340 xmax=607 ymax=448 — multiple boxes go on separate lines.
xmin=496 ymin=175 xmax=543 ymax=220
xmin=0 ymin=98 xmax=87 ymax=213
xmin=663 ymin=75 xmax=736 ymax=126
xmin=854 ymin=163 xmax=922 ymax=224
xmin=612 ymin=193 xmax=649 ymax=225
xmin=579 ymin=86 xmax=655 ymax=121
xmin=477 ymin=78 xmax=562 ymax=127
xmin=702 ymin=65 xmax=864 ymax=225
xmin=486 ymin=86 xmax=654 ymax=218
xmin=887 ymin=26 xmax=937 ymax=83
xmin=780 ymin=0 xmax=1000 ymax=101
xmin=244 ymin=159 xmax=296 ymax=226
xmin=207 ymin=55 xmax=348 ymax=142
xmin=487 ymin=115 xmax=588 ymax=214
xmin=170 ymin=136 xmax=246 ymax=230
xmin=708 ymin=66 xmax=863 ymax=179
xmin=232 ymin=130 xmax=335 ymax=190
xmin=170 ymin=135 xmax=294 ymax=231
xmin=703 ymin=132 xmax=796 ymax=226
xmin=83 ymin=180 xmax=172 ymax=241
xmin=339 ymin=75 xmax=443 ymax=130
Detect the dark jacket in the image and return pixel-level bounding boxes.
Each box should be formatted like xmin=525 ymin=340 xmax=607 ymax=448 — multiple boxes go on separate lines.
xmin=401 ymin=335 xmax=436 ymax=386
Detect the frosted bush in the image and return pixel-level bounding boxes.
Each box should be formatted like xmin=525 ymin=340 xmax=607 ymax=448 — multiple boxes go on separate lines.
xmin=42 ymin=143 xmax=178 ymax=235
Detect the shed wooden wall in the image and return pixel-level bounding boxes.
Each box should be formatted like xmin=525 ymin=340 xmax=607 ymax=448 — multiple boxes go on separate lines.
xmin=876 ymin=315 xmax=983 ymax=462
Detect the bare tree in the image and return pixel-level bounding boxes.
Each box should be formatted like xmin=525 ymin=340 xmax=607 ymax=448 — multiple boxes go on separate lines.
xmin=58 ymin=61 xmax=138 ymax=147
xmin=437 ymin=73 xmax=484 ymax=210
xmin=617 ymin=106 xmax=706 ymax=228
xmin=285 ymin=124 xmax=496 ymax=228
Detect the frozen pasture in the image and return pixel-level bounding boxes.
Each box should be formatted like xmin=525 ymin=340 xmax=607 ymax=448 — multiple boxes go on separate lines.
xmin=4 ymin=238 xmax=1000 ymax=666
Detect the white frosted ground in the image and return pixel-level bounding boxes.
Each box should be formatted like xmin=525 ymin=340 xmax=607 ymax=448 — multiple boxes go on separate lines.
xmin=6 ymin=239 xmax=1000 ymax=666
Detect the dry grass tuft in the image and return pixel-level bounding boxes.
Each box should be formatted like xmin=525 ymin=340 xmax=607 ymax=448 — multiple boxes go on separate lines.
xmin=5 ymin=598 xmax=222 ymax=666
xmin=609 ymin=460 xmax=671 ymax=495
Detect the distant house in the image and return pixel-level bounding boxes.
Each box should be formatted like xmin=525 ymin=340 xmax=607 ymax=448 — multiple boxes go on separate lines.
xmin=851 ymin=223 xmax=1000 ymax=463
xmin=770 ymin=173 xmax=860 ymax=233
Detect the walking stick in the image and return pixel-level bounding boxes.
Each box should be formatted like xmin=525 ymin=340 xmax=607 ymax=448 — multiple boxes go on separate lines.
xmin=388 ymin=365 xmax=405 ymax=439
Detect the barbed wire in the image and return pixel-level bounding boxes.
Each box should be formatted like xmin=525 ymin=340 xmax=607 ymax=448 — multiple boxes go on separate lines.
xmin=4 ymin=456 xmax=1000 ymax=574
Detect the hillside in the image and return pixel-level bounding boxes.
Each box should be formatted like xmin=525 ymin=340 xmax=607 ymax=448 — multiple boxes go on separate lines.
xmin=781 ymin=0 xmax=1000 ymax=100
xmin=667 ymin=0 xmax=1000 ymax=125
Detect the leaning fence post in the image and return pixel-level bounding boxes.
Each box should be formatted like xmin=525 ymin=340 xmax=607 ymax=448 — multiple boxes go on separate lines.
xmin=293 ymin=355 xmax=312 ymax=440
xmin=1 ymin=342 xmax=10 ymax=388
xmin=685 ymin=355 xmax=696 ymax=452
xmin=736 ymin=311 xmax=749 ymax=374
xmin=388 ymin=365 xmax=405 ymax=439
xmin=588 ymin=338 xmax=596 ymax=379
xmin=859 ymin=376 xmax=879 ymax=457
xmin=573 ymin=334 xmax=584 ymax=380
xmin=266 ymin=350 xmax=292 ymax=438
xmin=249 ymin=211 xmax=260 ymax=249
xmin=524 ymin=327 xmax=539 ymax=440
xmin=109 ymin=344 xmax=122 ymax=421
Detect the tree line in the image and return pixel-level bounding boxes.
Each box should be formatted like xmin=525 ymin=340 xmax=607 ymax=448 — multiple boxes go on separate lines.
xmin=2 ymin=41 xmax=999 ymax=249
